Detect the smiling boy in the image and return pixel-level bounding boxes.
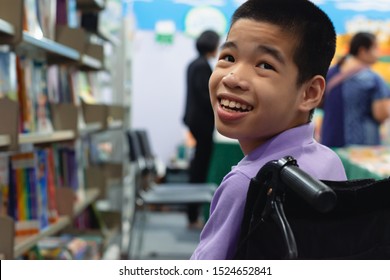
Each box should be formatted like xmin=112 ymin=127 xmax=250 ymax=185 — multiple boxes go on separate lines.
xmin=191 ymin=0 xmax=347 ymax=260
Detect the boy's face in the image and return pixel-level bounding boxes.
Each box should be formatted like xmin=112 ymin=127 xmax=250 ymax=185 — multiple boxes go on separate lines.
xmin=209 ymin=19 xmax=311 ymax=155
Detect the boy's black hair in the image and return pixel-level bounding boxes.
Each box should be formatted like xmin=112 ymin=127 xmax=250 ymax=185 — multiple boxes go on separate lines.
xmin=349 ymin=32 xmax=376 ymax=56
xmin=231 ymin=0 xmax=336 ymax=86
xmin=196 ymin=30 xmax=220 ymax=56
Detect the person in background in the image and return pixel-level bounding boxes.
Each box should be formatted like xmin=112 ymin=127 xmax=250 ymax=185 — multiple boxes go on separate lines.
xmin=190 ymin=0 xmax=347 ymax=260
xmin=321 ymin=32 xmax=390 ymax=147
xmin=183 ymin=30 xmax=220 ymax=229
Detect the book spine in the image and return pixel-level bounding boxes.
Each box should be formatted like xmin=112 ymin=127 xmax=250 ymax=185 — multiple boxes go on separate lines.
xmin=36 ymin=149 xmax=49 ymax=229
xmin=12 ymin=152 xmax=40 ymax=236
xmin=46 ymin=147 xmax=59 ymax=223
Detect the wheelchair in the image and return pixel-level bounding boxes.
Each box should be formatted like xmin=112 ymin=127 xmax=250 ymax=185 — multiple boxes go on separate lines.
xmin=234 ymin=156 xmax=390 ymax=259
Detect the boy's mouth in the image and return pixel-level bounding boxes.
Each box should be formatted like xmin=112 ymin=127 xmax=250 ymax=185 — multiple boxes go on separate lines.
xmin=218 ymin=98 xmax=253 ymax=112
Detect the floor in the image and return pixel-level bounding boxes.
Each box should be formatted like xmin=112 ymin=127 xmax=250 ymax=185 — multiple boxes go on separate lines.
xmin=101 ymin=171 xmax=202 ymax=260
xmin=129 ymin=210 xmax=201 ymax=260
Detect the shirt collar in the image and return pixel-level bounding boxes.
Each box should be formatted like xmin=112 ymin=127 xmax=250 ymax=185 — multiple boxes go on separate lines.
xmin=245 ymin=123 xmax=315 ymax=162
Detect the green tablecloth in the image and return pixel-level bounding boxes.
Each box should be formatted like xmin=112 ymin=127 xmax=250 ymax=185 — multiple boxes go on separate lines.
xmin=203 ymin=141 xmax=244 ymax=220
xmin=334 ymin=146 xmax=390 ymax=180
xmin=203 ymin=144 xmax=390 ymax=219
xmin=207 ymin=142 xmax=244 ymax=185
xmin=207 ymin=144 xmax=389 ymax=182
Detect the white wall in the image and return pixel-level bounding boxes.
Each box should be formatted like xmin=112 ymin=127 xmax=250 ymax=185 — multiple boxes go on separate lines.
xmin=132 ymin=31 xmax=197 ymax=164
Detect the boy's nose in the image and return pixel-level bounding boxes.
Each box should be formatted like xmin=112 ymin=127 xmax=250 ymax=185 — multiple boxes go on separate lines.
xmin=222 ymin=71 xmax=250 ymax=91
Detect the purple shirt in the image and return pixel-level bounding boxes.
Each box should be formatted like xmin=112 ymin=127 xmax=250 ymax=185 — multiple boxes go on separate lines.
xmin=191 ymin=123 xmax=347 ymax=260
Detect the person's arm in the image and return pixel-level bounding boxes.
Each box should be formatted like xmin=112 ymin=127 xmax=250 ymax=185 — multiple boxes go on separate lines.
xmin=372 ymin=98 xmax=390 ymax=123
xmin=191 ymin=172 xmax=249 ymax=260
xmin=372 ymin=75 xmax=390 ymax=123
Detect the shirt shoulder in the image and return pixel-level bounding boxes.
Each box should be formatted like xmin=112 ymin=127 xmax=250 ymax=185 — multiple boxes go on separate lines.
xmin=191 ymin=170 xmax=251 ymax=260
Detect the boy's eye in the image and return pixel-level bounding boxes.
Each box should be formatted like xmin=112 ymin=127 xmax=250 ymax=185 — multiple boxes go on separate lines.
xmin=258 ymin=62 xmax=274 ymax=70
xmin=221 ymin=55 xmax=235 ymax=62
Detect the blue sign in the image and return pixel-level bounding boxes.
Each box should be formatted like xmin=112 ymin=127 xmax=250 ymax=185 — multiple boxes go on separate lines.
xmin=132 ymin=0 xmax=390 ymax=35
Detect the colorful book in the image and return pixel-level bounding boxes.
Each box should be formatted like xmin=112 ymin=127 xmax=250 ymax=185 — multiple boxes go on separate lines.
xmin=36 ymin=149 xmax=49 ymax=229
xmin=0 ymin=47 xmax=17 ymax=101
xmin=7 ymin=157 xmax=16 ymax=219
xmin=46 ymin=65 xmax=60 ymax=103
xmin=16 ymin=56 xmax=35 ymax=133
xmin=32 ymin=61 xmax=54 ymax=133
xmin=58 ymin=65 xmax=72 ymax=103
xmin=10 ymin=152 xmax=40 ymax=236
xmin=24 ymin=0 xmax=44 ymax=38
xmin=0 ymin=153 xmax=9 ymax=216
xmin=68 ymin=67 xmax=80 ymax=105
xmin=56 ymin=0 xmax=68 ymax=26
xmin=36 ymin=0 xmax=57 ymax=40
xmin=46 ymin=147 xmax=59 ymax=223
xmin=56 ymin=0 xmax=78 ymax=28
xmin=66 ymin=147 xmax=78 ymax=191
xmin=67 ymin=0 xmax=78 ymax=28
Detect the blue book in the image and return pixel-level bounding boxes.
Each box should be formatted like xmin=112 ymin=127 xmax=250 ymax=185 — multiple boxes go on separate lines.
xmin=36 ymin=149 xmax=49 ymax=229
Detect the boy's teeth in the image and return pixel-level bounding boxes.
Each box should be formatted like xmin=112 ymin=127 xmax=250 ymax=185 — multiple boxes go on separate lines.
xmin=220 ymin=98 xmax=252 ymax=111
xmin=222 ymin=99 xmax=230 ymax=106
xmin=229 ymin=101 xmax=236 ymax=108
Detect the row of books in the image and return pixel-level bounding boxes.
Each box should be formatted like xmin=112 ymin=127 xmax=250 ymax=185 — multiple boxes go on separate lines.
xmin=27 ymin=234 xmax=103 ymax=260
xmin=24 ymin=0 xmax=79 ymax=40
xmin=0 ymin=144 xmax=78 ymax=236
xmin=0 ymin=48 xmax=96 ymax=133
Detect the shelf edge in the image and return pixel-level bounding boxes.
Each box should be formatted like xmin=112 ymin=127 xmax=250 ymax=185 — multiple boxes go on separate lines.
xmin=14 ymin=216 xmax=71 ymax=258
xmin=19 ymin=130 xmax=75 ymax=144
xmin=0 ymin=134 xmax=11 ymax=147
xmin=0 ymin=18 xmax=15 ymax=36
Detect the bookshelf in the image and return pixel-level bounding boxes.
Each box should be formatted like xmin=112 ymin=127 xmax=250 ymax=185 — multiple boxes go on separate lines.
xmin=79 ymin=122 xmax=103 ymax=136
xmin=107 ymin=120 xmax=123 ymax=130
xmin=13 ymin=188 xmax=100 ymax=258
xmin=19 ymin=130 xmax=76 ymax=145
xmin=16 ymin=32 xmax=103 ymax=70
xmin=14 ymin=216 xmax=70 ymax=258
xmin=73 ymin=188 xmax=100 ymax=216
xmin=0 ymin=0 xmax=129 ymax=260
xmin=0 ymin=0 xmax=23 ymax=46
xmin=81 ymin=54 xmax=103 ymax=70
xmin=0 ymin=18 xmax=14 ymax=37
xmin=19 ymin=32 xmax=80 ymax=61
xmin=0 ymin=135 xmax=11 ymax=147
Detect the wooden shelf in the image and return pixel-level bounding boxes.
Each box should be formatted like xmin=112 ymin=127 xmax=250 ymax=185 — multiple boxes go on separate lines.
xmin=102 ymin=226 xmax=120 ymax=251
xmin=79 ymin=122 xmax=103 ymax=136
xmin=0 ymin=18 xmax=14 ymax=37
xmin=13 ymin=188 xmax=100 ymax=258
xmin=81 ymin=54 xmax=102 ymax=70
xmin=74 ymin=188 xmax=100 ymax=216
xmin=19 ymin=130 xmax=75 ymax=145
xmin=0 ymin=134 xmax=11 ymax=147
xmin=107 ymin=120 xmax=123 ymax=130
xmin=14 ymin=216 xmax=71 ymax=258
xmin=16 ymin=32 xmax=80 ymax=62
xmin=98 ymin=29 xmax=120 ymax=46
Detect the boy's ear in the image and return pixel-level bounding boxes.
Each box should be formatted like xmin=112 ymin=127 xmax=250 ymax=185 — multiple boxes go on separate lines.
xmin=299 ymin=75 xmax=325 ymax=112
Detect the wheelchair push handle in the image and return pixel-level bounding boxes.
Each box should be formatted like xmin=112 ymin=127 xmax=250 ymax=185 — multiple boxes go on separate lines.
xmin=280 ymin=164 xmax=337 ymax=213
xmin=257 ymin=156 xmax=337 ymax=213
